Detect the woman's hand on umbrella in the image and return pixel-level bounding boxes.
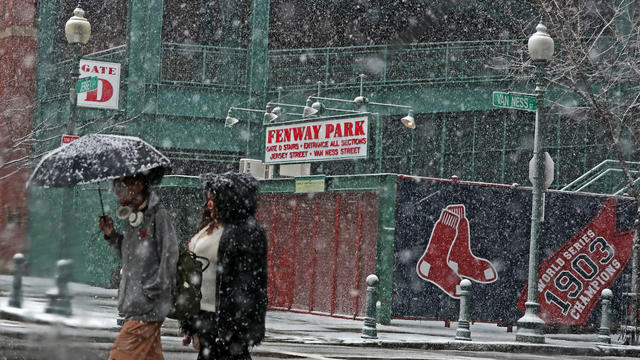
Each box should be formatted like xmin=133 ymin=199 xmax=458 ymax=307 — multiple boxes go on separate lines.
xmin=99 ymin=215 xmax=114 ymax=237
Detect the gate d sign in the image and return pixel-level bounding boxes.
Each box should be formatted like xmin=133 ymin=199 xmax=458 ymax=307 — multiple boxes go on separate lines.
xmin=77 ymin=59 xmax=121 ymax=110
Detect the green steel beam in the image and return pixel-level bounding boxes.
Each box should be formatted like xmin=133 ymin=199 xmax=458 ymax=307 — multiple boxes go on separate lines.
xmin=146 ymin=0 xmax=164 ymax=84
xmin=31 ymin=0 xmax=68 ymax=277
xmin=375 ymin=174 xmax=397 ymax=324
xmin=125 ymin=0 xmax=164 ymax=118
xmin=248 ymin=0 xmax=270 ymax=101
xmin=33 ymin=0 xmax=58 ymax=108
xmin=32 ymin=0 xmax=68 ymax=158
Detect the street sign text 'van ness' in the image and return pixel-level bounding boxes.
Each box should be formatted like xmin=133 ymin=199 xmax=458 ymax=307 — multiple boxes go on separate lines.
xmin=492 ymin=91 xmax=537 ymax=111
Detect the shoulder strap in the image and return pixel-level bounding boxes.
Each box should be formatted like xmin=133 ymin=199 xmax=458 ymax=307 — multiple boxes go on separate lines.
xmin=195 ymin=254 xmax=210 ymax=272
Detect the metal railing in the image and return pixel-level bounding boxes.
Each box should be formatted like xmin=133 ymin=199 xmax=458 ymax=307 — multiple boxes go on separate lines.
xmin=46 ymin=40 xmax=517 ymax=96
xmin=268 ymin=40 xmax=516 ymax=90
xmin=84 ymin=45 xmax=127 ymax=61
xmin=160 ymin=43 xmax=248 ymax=89
xmin=561 ymin=159 xmax=640 ymax=195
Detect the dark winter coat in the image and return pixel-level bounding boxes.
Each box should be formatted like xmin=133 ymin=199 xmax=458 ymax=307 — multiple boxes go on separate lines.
xmin=105 ymin=192 xmax=179 ymax=322
xmin=203 ymin=172 xmax=268 ymax=348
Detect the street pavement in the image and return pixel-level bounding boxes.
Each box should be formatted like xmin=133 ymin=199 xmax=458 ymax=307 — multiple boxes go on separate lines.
xmin=1 ymin=275 xmax=640 ymax=359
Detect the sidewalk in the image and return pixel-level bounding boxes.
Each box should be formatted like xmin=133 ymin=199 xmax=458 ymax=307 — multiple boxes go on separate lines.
xmin=1 ymin=275 xmax=640 ymax=357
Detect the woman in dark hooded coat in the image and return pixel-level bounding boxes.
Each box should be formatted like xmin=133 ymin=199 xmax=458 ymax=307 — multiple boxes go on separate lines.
xmin=181 ymin=172 xmax=268 ymax=360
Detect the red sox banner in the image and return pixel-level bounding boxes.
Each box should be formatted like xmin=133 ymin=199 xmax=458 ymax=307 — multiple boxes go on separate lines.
xmin=517 ymin=198 xmax=634 ymax=324
xmin=393 ymin=176 xmax=637 ymax=325
xmin=416 ymin=204 xmax=498 ymax=298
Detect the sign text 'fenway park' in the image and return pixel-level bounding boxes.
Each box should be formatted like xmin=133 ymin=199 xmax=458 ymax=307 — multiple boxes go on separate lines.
xmin=264 ymin=115 xmax=369 ymax=164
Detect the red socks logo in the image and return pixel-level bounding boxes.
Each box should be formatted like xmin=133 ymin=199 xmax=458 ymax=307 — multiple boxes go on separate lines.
xmin=416 ymin=205 xmax=498 ymax=298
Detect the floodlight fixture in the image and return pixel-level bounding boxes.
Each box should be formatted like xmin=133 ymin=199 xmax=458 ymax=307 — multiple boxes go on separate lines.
xmin=225 ymin=106 xmax=265 ymax=128
xmin=302 ymin=98 xmax=316 ymax=118
xmin=264 ymin=103 xmax=285 ymax=124
xmin=401 ymin=110 xmax=416 ymax=129
xmin=353 ymin=96 xmax=369 ymax=107
xmin=225 ymin=109 xmax=239 ymax=128
xmin=308 ymin=96 xmax=416 ymax=129
xmin=311 ymin=101 xmax=325 ymax=116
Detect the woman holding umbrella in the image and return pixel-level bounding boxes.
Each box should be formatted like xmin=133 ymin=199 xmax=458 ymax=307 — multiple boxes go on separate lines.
xmin=180 ymin=172 xmax=268 ymax=360
xmin=99 ymin=167 xmax=178 ymax=360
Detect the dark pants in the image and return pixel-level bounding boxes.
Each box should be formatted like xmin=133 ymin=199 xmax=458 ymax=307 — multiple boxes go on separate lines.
xmin=182 ymin=311 xmax=251 ymax=360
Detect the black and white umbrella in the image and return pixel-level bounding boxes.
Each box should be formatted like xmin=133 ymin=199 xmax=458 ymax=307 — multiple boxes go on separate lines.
xmin=27 ymin=134 xmax=171 ymax=215
xmin=28 ymin=134 xmax=172 ymax=214
xmin=28 ymin=134 xmax=171 ymax=188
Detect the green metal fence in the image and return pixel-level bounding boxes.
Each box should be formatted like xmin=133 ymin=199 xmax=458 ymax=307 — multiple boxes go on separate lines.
xmin=268 ymin=40 xmax=515 ymax=90
xmin=160 ymin=43 xmax=249 ymax=88
xmin=154 ymin=40 xmax=515 ymax=91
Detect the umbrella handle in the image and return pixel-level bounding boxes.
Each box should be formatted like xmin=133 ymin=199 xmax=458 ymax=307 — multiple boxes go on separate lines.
xmin=98 ymin=185 xmax=106 ymax=217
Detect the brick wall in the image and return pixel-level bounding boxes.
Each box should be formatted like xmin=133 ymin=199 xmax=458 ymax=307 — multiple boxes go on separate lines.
xmin=0 ymin=0 xmax=37 ymax=272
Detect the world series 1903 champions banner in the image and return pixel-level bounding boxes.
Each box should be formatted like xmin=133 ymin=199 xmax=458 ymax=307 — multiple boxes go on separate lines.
xmin=517 ymin=198 xmax=634 ymax=325
xmin=392 ymin=176 xmax=637 ymax=325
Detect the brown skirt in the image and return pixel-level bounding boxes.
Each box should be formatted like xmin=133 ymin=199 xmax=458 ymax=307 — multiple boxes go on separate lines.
xmin=109 ymin=320 xmax=164 ymax=360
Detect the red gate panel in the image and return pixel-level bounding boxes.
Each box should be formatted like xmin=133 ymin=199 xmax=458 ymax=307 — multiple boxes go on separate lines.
xmin=258 ymin=192 xmax=379 ymax=318
xmin=290 ymin=195 xmax=315 ymax=311
xmin=357 ymin=193 xmax=378 ymax=316
xmin=309 ymin=194 xmax=337 ymax=314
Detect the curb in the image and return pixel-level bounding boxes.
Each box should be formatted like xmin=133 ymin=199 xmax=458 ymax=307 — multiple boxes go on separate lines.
xmin=0 ymin=306 xmax=119 ymax=331
xmin=3 ymin=306 xmax=640 ymax=358
xmin=263 ymin=337 xmax=640 ymax=358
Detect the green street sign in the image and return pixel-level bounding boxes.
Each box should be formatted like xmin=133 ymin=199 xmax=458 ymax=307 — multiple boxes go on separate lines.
xmin=492 ymin=91 xmax=537 ymax=111
xmin=77 ymin=76 xmax=98 ymax=93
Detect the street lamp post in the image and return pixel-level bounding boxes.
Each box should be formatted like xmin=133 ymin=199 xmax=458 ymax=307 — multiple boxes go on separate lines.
xmin=516 ymin=23 xmax=554 ymax=344
xmin=59 ymin=7 xmax=90 ymax=259
xmin=64 ymin=6 xmax=91 ymax=135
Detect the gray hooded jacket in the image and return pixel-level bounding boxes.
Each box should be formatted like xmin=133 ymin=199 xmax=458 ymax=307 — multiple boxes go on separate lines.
xmin=105 ymin=192 xmax=178 ymax=322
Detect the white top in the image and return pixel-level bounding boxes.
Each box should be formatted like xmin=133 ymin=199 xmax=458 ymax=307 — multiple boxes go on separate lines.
xmin=188 ymin=223 xmax=224 ymax=312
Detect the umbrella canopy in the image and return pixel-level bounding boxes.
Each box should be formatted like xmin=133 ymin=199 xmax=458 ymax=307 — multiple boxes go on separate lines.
xmin=27 ymin=134 xmax=172 ymax=188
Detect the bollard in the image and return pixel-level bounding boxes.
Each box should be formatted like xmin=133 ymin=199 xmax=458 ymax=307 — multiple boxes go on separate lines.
xmin=598 ymin=288 xmax=613 ymax=344
xmin=361 ymin=274 xmax=379 ymax=339
xmin=45 ymin=259 xmax=73 ymax=316
xmin=455 ymin=279 xmax=472 ymax=341
xmin=9 ymin=253 xmax=25 ymax=308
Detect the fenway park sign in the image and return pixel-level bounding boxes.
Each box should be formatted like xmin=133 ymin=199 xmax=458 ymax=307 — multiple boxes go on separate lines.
xmin=264 ymin=116 xmax=369 ymax=164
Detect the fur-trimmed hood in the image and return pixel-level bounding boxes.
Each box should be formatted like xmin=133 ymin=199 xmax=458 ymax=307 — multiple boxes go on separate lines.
xmin=200 ymin=172 xmax=259 ymax=224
